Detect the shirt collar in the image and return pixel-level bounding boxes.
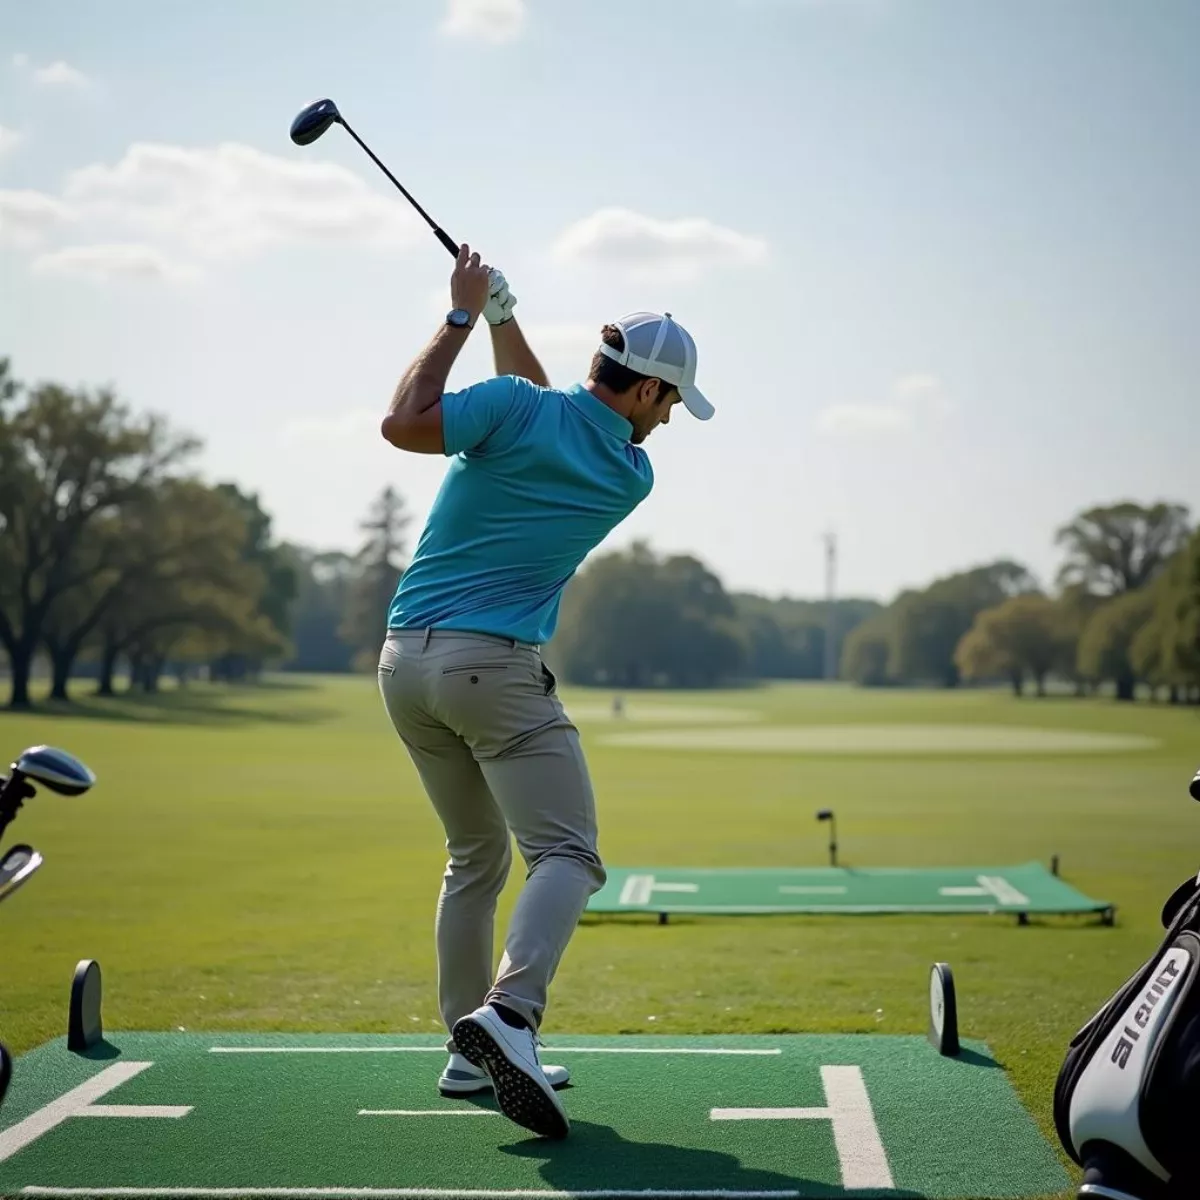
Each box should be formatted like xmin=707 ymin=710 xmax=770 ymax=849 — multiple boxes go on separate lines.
xmin=566 ymin=383 xmax=634 ymax=442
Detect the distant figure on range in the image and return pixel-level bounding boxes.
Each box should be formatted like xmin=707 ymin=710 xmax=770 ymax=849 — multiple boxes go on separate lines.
xmin=375 ymin=246 xmax=714 ymax=1139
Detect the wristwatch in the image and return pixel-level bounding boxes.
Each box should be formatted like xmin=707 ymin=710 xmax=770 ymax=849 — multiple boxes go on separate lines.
xmin=446 ymin=308 xmax=473 ymax=329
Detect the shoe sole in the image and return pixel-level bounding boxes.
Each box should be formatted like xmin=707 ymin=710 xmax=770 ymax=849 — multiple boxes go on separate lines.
xmin=452 ymin=1018 xmax=569 ymax=1139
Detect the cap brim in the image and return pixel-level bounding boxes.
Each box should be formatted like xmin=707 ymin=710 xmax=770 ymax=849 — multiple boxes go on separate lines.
xmin=679 ymin=385 xmax=714 ymax=421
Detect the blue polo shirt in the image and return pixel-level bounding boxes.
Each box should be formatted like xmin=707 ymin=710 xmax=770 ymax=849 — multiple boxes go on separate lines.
xmin=387 ymin=376 xmax=654 ymax=645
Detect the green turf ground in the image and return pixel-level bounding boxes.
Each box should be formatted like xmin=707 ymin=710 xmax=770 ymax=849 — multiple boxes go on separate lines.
xmin=1 ymin=675 xmax=1198 ymax=1199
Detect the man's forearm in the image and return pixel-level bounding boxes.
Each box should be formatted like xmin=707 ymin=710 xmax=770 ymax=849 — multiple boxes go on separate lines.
xmin=388 ymin=322 xmax=472 ymax=419
xmin=490 ymin=318 xmax=551 ymax=388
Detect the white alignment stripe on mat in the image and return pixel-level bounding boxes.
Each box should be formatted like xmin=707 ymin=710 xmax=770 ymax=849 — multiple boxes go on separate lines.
xmin=777 ymin=886 xmax=848 ymax=895
xmin=21 ymin=1190 xmax=806 ymax=1198
xmin=210 ymin=1047 xmax=445 ymax=1054
xmin=712 ymin=1066 xmax=894 ymax=1191
xmin=210 ymin=1046 xmax=781 ymax=1056
xmin=0 ymin=1063 xmax=157 ymax=1163
xmin=358 ymin=1109 xmax=500 ymax=1116
xmin=76 ymin=1106 xmax=191 ymax=1119
xmin=619 ymin=873 xmax=655 ymax=905
xmin=977 ymin=875 xmax=1030 ymax=906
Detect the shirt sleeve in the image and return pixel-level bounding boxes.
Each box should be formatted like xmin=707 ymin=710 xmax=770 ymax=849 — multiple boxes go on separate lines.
xmin=440 ymin=376 xmax=520 ymax=457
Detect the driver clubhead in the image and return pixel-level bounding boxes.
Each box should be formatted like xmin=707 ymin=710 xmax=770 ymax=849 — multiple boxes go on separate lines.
xmin=0 ymin=844 xmax=43 ymax=903
xmin=290 ymin=98 xmax=342 ymax=146
xmin=14 ymin=746 xmax=96 ymax=797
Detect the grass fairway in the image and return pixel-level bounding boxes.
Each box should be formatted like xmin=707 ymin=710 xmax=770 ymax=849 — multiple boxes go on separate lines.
xmin=1 ymin=675 xmax=1198 ymax=1198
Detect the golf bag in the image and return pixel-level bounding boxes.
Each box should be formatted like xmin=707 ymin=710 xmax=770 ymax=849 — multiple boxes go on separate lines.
xmin=1053 ymin=868 xmax=1200 ymax=1199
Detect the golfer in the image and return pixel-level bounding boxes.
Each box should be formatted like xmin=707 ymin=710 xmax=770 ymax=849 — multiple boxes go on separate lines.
xmin=376 ymin=245 xmax=713 ymax=1139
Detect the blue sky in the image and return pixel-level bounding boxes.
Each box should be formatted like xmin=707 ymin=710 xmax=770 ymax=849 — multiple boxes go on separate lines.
xmin=2 ymin=0 xmax=1197 ymax=603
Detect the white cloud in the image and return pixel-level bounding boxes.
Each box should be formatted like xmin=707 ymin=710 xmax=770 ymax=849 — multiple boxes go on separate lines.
xmin=62 ymin=141 xmax=423 ymax=260
xmin=0 ymin=188 xmax=76 ymax=249
xmin=817 ymin=404 xmax=913 ymax=435
xmin=33 ymin=60 xmax=89 ymax=88
xmin=0 ymin=124 xmax=25 ymax=158
xmin=553 ymin=207 xmax=767 ymax=280
xmin=31 ymin=243 xmax=202 ymax=284
xmin=817 ymin=372 xmax=952 ymax=437
xmin=440 ymin=0 xmax=527 ymax=43
xmin=12 ymin=53 xmax=89 ymax=87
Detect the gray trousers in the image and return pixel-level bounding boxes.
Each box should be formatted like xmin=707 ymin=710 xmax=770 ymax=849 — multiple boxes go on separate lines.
xmin=377 ymin=628 xmax=605 ymax=1043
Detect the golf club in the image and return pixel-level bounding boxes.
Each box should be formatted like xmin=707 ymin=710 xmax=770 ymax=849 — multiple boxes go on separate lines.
xmin=0 ymin=745 xmax=95 ymax=842
xmin=0 ymin=844 xmax=43 ymax=903
xmin=1190 ymin=765 xmax=1199 ymax=802
xmin=816 ymin=808 xmax=838 ymax=867
xmin=289 ymin=98 xmax=460 ymax=258
xmin=0 ymin=1043 xmax=10 ymax=1110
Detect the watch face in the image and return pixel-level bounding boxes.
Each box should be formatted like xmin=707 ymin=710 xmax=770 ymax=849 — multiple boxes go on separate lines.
xmin=447 ymin=308 xmax=470 ymax=327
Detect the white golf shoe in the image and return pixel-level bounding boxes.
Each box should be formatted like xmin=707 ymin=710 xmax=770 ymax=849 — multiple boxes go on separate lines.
xmin=438 ymin=1051 xmax=570 ymax=1096
xmin=451 ymin=1004 xmax=570 ymax=1138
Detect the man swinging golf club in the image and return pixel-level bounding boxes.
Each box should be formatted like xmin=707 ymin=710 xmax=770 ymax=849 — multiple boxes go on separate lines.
xmin=376 ymin=245 xmax=713 ymax=1139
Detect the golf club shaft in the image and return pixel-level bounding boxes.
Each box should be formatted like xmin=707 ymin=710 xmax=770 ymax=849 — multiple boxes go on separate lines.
xmin=340 ymin=119 xmax=459 ymax=257
xmin=0 ymin=772 xmax=31 ymax=842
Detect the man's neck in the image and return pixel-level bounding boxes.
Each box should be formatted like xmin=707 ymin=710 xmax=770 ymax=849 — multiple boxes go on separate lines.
xmin=583 ymin=380 xmax=633 ymax=421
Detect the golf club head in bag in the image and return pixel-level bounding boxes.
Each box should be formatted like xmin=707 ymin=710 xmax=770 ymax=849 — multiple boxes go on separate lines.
xmin=0 ymin=844 xmax=43 ymax=904
xmin=1053 ymin=867 xmax=1200 ymax=1197
xmin=0 ymin=1042 xmax=11 ymax=1110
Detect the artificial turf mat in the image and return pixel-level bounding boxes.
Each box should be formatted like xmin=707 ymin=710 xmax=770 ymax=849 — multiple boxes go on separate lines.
xmin=0 ymin=1032 xmax=1070 ymax=1198
xmin=587 ymin=863 xmax=1113 ymax=921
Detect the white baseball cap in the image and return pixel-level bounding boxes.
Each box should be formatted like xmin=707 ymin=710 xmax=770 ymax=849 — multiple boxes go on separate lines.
xmin=597 ymin=311 xmax=714 ymax=421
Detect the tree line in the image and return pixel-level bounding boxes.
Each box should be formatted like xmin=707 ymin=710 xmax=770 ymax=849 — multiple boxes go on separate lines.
xmin=0 ymin=359 xmax=406 ymax=707
xmin=2 ymin=359 xmax=1196 ymax=705
xmin=842 ymin=502 xmax=1198 ymax=701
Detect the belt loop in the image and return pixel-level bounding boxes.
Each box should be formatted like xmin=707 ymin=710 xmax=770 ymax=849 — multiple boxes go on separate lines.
xmin=422 ymin=627 xmax=432 ymax=651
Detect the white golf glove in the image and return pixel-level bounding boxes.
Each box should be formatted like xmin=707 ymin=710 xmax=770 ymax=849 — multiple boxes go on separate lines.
xmin=484 ymin=268 xmax=517 ymax=326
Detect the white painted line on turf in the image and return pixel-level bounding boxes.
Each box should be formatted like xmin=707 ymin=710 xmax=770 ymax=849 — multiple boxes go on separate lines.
xmin=210 ymin=1046 xmax=781 ymax=1056
xmin=21 ymin=1191 xmax=805 ymax=1198
xmin=210 ymin=1046 xmax=445 ymax=1054
xmin=358 ymin=1109 xmax=500 ymax=1116
xmin=777 ymin=886 xmax=848 ymax=895
xmin=939 ymin=886 xmax=990 ymax=897
xmin=711 ymin=1065 xmax=894 ymax=1191
xmin=0 ymin=1063 xmax=191 ymax=1163
xmin=977 ymin=874 xmax=1030 ymax=906
xmin=620 ymin=873 xmax=654 ymax=905
xmin=618 ymin=875 xmax=699 ymax=904
xmin=77 ymin=1105 xmax=191 ymax=1119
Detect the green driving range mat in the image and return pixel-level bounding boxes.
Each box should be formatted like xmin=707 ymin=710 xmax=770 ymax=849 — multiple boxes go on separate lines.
xmin=0 ymin=1032 xmax=1069 ymax=1198
xmin=587 ymin=861 xmax=1114 ymax=921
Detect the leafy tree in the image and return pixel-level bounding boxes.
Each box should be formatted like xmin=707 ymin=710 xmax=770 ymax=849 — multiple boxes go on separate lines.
xmin=0 ymin=366 xmax=199 ymax=706
xmin=733 ymin=594 xmax=881 ymax=680
xmin=886 ymin=560 xmax=1038 ymax=687
xmin=1055 ymin=501 xmax=1191 ymax=596
xmin=954 ymin=593 xmax=1064 ymax=696
xmin=280 ymin=546 xmax=356 ymax=673
xmin=1130 ymin=529 xmax=1200 ymax=703
xmin=1076 ymin=588 xmax=1157 ymax=701
xmin=85 ymin=482 xmax=267 ymax=696
xmin=840 ymin=621 xmax=894 ymax=686
xmin=555 ymin=542 xmax=747 ymax=688
xmin=340 ymin=486 xmax=411 ymax=670
xmin=208 ymin=484 xmax=297 ymax=681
